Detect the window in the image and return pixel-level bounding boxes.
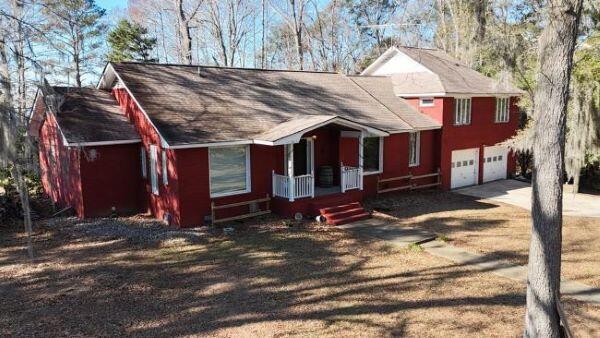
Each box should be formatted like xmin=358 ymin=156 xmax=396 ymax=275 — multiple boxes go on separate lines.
xmin=495 ymin=97 xmax=509 ymax=123
xmin=162 ymin=150 xmax=168 ymax=186
xmin=419 ymin=97 xmax=434 ymax=107
xmin=209 ymin=145 xmax=250 ymax=197
xmin=454 ymin=98 xmax=472 ymax=125
xmin=140 ymin=146 xmax=147 ymax=178
xmin=149 ymin=145 xmax=159 ymax=195
xmin=363 ymin=137 xmax=382 ymax=174
xmin=409 ymin=132 xmax=420 ymax=167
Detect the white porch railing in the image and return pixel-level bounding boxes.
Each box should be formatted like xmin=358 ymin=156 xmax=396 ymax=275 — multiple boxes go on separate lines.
xmin=272 ymin=171 xmax=314 ymax=201
xmin=341 ymin=165 xmax=362 ymax=193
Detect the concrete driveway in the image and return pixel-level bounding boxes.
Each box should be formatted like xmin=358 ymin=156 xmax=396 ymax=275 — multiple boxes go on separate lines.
xmin=455 ymin=179 xmax=600 ymax=218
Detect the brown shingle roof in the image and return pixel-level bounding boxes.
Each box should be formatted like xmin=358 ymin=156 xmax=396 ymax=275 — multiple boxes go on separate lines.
xmin=348 ymin=76 xmax=441 ymax=130
xmin=110 ymin=62 xmax=414 ymax=146
xmin=51 ymin=87 xmax=140 ymax=145
xmin=366 ymin=47 xmax=524 ymax=96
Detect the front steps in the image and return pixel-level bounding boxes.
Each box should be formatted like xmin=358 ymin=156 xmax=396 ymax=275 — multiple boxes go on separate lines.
xmin=319 ymin=202 xmax=370 ymax=226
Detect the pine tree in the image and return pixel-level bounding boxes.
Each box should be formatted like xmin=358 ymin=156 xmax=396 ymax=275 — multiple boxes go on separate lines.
xmin=41 ymin=0 xmax=107 ymax=87
xmin=107 ymin=19 xmax=157 ymax=63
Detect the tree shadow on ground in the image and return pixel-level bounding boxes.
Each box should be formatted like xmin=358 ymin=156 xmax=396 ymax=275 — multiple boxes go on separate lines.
xmin=1 ymin=215 xmax=599 ymax=337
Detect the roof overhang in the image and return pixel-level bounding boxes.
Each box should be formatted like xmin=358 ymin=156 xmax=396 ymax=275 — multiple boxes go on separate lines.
xmin=396 ymin=92 xmax=524 ymax=98
xmin=168 ymin=115 xmax=390 ymax=149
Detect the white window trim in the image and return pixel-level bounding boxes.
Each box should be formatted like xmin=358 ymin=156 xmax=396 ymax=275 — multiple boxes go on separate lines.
xmin=409 ymin=132 xmax=420 ymax=167
xmin=140 ymin=146 xmax=147 ymax=178
xmin=419 ymin=97 xmax=435 ymax=107
xmin=454 ymin=97 xmax=472 ymax=126
xmin=363 ymin=136 xmax=384 ymax=175
xmin=149 ymin=145 xmax=159 ymax=195
xmin=162 ymin=150 xmax=168 ymax=186
xmin=209 ymin=145 xmax=252 ymax=198
xmin=495 ymin=97 xmax=510 ymax=123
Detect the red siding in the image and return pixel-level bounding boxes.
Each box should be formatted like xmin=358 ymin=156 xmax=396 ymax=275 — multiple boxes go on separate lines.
xmin=176 ymin=144 xmax=280 ymax=227
xmin=423 ymin=96 xmax=520 ymax=189
xmin=79 ymin=144 xmax=143 ymax=217
xmin=362 ymin=130 xmax=440 ymax=197
xmin=113 ymin=88 xmax=180 ymax=225
xmin=38 ymin=112 xmax=84 ymax=217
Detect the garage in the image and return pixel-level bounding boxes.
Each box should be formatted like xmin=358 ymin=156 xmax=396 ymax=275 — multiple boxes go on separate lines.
xmin=483 ymin=146 xmax=508 ymax=183
xmin=451 ymin=148 xmax=479 ymax=189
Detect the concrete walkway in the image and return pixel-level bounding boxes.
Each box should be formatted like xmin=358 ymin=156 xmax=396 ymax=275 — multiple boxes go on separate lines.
xmin=341 ymin=217 xmax=600 ymax=304
xmin=455 ymin=179 xmax=600 ymax=218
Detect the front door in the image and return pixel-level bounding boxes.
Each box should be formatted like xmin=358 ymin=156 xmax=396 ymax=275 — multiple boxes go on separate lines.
xmin=288 ymin=138 xmax=314 ymax=176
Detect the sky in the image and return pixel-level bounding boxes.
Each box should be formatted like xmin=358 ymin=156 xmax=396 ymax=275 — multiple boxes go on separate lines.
xmin=96 ymin=0 xmax=127 ymax=11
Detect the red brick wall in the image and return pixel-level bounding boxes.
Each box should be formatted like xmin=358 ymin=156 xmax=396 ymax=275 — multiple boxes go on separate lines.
xmin=38 ymin=112 xmax=84 ymax=216
xmin=79 ymin=144 xmax=144 ymax=217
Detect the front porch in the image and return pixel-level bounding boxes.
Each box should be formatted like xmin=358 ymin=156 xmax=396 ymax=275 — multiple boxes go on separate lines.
xmin=271 ymin=124 xmax=369 ymax=203
xmin=265 ymin=117 xmax=387 ymax=220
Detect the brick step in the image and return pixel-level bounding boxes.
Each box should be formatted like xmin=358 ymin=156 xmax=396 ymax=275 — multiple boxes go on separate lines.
xmin=319 ymin=202 xmax=362 ymax=215
xmin=326 ymin=212 xmax=371 ymax=226
xmin=323 ymin=207 xmax=366 ymax=221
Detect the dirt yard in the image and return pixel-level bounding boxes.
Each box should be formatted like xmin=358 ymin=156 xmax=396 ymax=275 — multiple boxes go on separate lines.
xmin=1 ymin=215 xmax=599 ymax=337
xmin=368 ymin=190 xmax=600 ymax=288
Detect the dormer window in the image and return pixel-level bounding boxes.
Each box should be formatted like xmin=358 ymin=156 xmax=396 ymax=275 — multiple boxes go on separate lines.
xmin=419 ymin=97 xmax=435 ymax=107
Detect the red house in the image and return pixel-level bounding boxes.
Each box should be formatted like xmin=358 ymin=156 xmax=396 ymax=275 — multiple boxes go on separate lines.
xmin=30 ymin=47 xmax=522 ymax=227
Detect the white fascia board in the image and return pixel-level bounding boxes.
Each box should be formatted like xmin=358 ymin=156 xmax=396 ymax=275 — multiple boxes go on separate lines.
xmin=398 ymin=92 xmax=522 ymax=98
xmin=66 ymin=139 xmax=142 ymax=147
xmin=100 ymin=63 xmax=171 ymax=149
xmin=361 ymin=47 xmax=400 ymax=75
xmin=169 ymin=140 xmax=254 ymax=149
xmin=396 ymin=92 xmax=447 ymax=98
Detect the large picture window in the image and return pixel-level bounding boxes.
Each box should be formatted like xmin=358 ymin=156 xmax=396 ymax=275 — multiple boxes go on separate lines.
xmin=209 ymin=145 xmax=250 ymax=197
xmin=409 ymin=132 xmax=420 ymax=167
xmin=363 ymin=137 xmax=382 ymax=174
xmin=495 ymin=97 xmax=509 ymax=123
xmin=454 ymin=98 xmax=472 ymax=125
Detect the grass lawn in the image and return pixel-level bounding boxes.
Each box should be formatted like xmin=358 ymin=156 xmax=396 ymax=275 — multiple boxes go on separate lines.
xmin=368 ymin=190 xmax=600 ymax=288
xmin=1 ymin=215 xmax=599 ymax=337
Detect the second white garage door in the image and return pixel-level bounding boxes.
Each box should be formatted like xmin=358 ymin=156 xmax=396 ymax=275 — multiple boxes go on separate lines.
xmin=483 ymin=146 xmax=508 ymax=183
xmin=451 ymin=148 xmax=479 ymax=189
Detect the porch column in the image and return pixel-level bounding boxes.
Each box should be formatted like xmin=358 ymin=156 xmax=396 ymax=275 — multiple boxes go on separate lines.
xmin=287 ymin=144 xmax=295 ymax=202
xmin=359 ymin=131 xmax=364 ymax=190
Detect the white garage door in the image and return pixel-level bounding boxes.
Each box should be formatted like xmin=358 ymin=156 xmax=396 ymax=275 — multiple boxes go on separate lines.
xmin=483 ymin=146 xmax=508 ymax=183
xmin=451 ymin=148 xmax=479 ymax=189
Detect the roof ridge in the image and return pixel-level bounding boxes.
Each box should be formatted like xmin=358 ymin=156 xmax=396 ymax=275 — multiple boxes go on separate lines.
xmin=111 ymin=61 xmax=339 ymax=74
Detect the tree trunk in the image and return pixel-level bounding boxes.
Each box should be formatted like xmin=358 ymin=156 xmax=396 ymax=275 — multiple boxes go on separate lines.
xmin=176 ymin=0 xmax=193 ymax=65
xmin=525 ymin=1 xmax=583 ymax=337
xmin=13 ymin=165 xmax=33 ymax=259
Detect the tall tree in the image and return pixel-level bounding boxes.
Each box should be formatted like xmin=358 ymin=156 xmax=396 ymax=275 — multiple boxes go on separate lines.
xmin=175 ymin=0 xmax=204 ymax=64
xmin=271 ymin=0 xmax=309 ymax=70
xmin=525 ymin=0 xmax=584 ymax=336
xmin=107 ymin=19 xmax=157 ymax=62
xmin=41 ymin=0 xmax=107 ymax=87
xmin=204 ymin=0 xmax=254 ymax=67
xmin=346 ymin=0 xmax=399 ymax=54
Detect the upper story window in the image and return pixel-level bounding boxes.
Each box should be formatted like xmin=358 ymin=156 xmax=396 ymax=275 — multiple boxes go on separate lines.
xmin=495 ymin=97 xmax=510 ymax=123
xmin=363 ymin=136 xmax=383 ymax=174
xmin=162 ymin=150 xmax=168 ymax=186
xmin=419 ymin=97 xmax=434 ymax=107
xmin=209 ymin=145 xmax=251 ymax=197
xmin=454 ymin=98 xmax=472 ymax=125
xmin=409 ymin=132 xmax=420 ymax=167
